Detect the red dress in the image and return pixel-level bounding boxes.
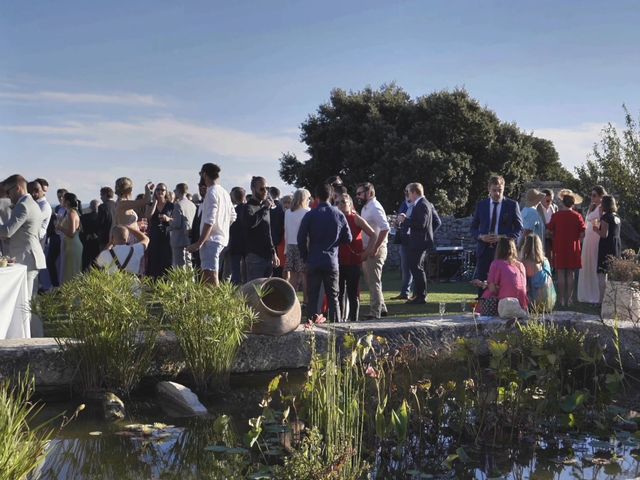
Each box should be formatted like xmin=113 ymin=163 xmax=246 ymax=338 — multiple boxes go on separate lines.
xmin=547 ymin=209 xmax=586 ymax=269
xmin=339 ymin=213 xmax=363 ymax=266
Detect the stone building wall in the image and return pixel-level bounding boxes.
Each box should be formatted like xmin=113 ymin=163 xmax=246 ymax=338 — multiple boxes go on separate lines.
xmin=386 ymin=215 xmax=474 ymax=269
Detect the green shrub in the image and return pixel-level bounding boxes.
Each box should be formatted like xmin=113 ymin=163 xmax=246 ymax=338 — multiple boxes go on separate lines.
xmin=152 ymin=268 xmax=256 ymax=392
xmin=33 ymin=268 xmax=159 ymax=395
xmin=0 ymin=375 xmax=54 ymax=480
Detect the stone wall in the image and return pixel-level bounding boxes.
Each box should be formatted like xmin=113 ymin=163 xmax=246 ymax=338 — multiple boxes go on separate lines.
xmin=1 ymin=313 xmax=638 ymax=395
xmin=386 ymin=215 xmax=474 ymax=269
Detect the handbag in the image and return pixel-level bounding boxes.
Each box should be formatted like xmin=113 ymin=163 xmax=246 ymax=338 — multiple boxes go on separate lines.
xmin=477 ymin=296 xmax=499 ymax=316
xmin=498 ymin=297 xmax=528 ymax=319
xmin=530 ymin=262 xmax=557 ymax=313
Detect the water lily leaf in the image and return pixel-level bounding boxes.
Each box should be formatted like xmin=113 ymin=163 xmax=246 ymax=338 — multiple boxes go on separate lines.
xmin=264 ymin=424 xmax=289 ymax=433
xmin=204 ymin=445 xmax=230 ymax=453
xmin=224 ymin=447 xmax=249 ymax=455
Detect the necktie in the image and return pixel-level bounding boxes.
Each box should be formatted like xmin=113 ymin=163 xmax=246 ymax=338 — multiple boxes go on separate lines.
xmin=489 ymin=202 xmax=498 ymax=234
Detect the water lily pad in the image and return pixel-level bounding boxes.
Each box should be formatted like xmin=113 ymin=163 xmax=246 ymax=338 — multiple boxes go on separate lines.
xmin=205 ymin=445 xmax=230 ymax=453
xmin=224 ymin=447 xmax=249 ymax=455
xmin=264 ymin=424 xmax=289 ymax=433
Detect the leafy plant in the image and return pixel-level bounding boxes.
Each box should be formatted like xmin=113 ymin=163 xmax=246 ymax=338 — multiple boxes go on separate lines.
xmin=152 ymin=268 xmax=256 ymax=392
xmin=33 ymin=268 xmax=159 ymax=395
xmin=0 ymin=374 xmax=55 ymax=480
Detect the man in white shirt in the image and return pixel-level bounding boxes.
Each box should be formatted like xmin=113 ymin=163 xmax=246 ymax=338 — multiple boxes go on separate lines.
xmin=27 ymin=180 xmax=52 ymax=248
xmin=356 ymin=182 xmax=390 ymax=319
xmin=187 ymin=163 xmax=236 ymax=286
xmin=95 ymin=226 xmax=149 ymax=275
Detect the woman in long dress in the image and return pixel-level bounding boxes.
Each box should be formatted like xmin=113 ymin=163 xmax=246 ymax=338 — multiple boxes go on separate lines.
xmin=57 ymin=192 xmax=83 ymax=283
xmin=577 ymin=185 xmax=606 ymax=304
xmin=145 ymin=183 xmax=174 ymax=278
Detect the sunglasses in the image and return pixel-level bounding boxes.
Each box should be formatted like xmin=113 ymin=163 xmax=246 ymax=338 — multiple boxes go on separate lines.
xmin=156 ymin=189 xmax=166 ymax=192
xmin=356 ymin=191 xmax=365 ymax=196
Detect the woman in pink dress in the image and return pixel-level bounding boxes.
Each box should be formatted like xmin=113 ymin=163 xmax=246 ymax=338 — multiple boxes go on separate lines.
xmin=482 ymin=237 xmax=528 ymax=311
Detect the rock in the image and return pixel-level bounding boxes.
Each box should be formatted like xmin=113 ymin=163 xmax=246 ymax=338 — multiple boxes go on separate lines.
xmin=102 ymin=392 xmax=125 ymax=422
xmin=156 ymin=381 xmax=208 ymax=416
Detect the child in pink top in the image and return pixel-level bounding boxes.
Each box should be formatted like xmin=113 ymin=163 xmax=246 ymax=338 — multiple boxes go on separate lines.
xmin=482 ymin=237 xmax=528 ymax=310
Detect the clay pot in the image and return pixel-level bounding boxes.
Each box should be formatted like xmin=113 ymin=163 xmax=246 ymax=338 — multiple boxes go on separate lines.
xmin=241 ymin=277 xmax=302 ymax=336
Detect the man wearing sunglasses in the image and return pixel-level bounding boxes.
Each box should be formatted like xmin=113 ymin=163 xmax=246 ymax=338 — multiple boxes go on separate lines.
xmin=242 ymin=176 xmax=279 ymax=281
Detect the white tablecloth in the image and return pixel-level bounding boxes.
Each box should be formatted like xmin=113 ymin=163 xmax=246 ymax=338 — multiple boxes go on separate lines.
xmin=0 ymin=264 xmax=31 ymax=339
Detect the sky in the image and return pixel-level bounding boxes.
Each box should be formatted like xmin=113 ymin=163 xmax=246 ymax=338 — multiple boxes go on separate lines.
xmin=1 ymin=0 xmax=639 ymax=205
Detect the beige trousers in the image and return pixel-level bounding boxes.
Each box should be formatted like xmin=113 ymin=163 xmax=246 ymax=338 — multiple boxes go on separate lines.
xmin=362 ymin=244 xmax=387 ymax=318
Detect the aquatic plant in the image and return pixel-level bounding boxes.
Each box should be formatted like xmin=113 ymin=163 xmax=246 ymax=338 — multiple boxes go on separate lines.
xmin=0 ymin=374 xmax=54 ymax=480
xmin=152 ymin=268 xmax=256 ymax=392
xmin=33 ymin=268 xmax=159 ymax=395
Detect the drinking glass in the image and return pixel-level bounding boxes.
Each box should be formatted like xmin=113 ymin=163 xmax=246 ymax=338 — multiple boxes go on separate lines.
xmin=461 ymin=301 xmax=467 ymax=314
xmin=439 ymin=302 xmax=446 ymax=320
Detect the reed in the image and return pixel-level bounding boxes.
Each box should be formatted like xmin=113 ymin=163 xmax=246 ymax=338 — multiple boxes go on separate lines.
xmin=152 ymin=268 xmax=256 ymax=392
xmin=33 ymin=268 xmax=159 ymax=395
xmin=0 ymin=375 xmax=54 ymax=480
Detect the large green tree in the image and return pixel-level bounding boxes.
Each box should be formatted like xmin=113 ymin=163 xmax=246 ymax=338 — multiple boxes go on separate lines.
xmin=280 ymin=85 xmax=572 ymax=215
xmin=576 ymin=106 xmax=640 ymax=233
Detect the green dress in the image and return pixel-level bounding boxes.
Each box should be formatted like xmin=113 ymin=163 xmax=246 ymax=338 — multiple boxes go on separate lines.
xmin=62 ymin=209 xmax=83 ymax=283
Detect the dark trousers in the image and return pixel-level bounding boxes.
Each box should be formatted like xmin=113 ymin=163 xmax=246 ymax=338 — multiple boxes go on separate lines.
xmin=407 ymin=248 xmax=428 ymax=300
xmin=230 ymin=254 xmax=246 ymax=285
xmin=339 ymin=264 xmax=360 ymax=322
xmin=46 ymin=235 xmax=60 ymax=287
xmin=474 ymin=245 xmax=496 ymax=296
xmin=307 ymin=267 xmax=340 ymax=323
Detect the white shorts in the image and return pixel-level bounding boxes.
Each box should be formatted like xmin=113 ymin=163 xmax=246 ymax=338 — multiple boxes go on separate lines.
xmin=200 ymin=241 xmax=224 ymax=272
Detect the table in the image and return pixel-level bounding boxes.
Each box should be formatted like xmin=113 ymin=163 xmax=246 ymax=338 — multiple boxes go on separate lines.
xmin=429 ymin=246 xmax=465 ymax=282
xmin=0 ymin=264 xmax=31 ymax=339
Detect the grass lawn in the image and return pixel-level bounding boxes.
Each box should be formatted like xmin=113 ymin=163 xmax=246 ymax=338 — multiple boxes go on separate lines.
xmin=299 ymin=267 xmax=601 ymax=320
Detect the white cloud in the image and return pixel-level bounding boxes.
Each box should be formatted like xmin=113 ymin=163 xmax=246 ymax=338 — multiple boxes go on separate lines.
xmin=532 ymin=122 xmax=606 ymax=173
xmin=0 ymin=91 xmax=164 ymax=107
xmin=0 ymin=116 xmax=306 ymax=160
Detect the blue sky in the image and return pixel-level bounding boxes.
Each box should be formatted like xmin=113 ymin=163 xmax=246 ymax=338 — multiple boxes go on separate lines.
xmin=1 ymin=0 xmax=639 ymax=204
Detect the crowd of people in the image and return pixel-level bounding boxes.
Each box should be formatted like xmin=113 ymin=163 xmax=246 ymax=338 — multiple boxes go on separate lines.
xmin=470 ymin=175 xmax=621 ymax=316
xmin=0 ymin=167 xmax=623 ymax=333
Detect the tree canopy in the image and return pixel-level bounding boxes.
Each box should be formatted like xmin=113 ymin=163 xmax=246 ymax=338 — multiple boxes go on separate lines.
xmin=279 ymin=85 xmax=573 ymax=215
xmin=576 ymin=106 xmax=640 ymax=234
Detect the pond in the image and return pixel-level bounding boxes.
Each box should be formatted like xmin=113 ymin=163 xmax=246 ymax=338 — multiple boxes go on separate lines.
xmin=31 ymin=371 xmax=640 ymax=480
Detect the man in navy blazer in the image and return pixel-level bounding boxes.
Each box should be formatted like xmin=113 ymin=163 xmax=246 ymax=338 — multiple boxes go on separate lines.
xmin=397 ymin=182 xmax=441 ymax=304
xmin=470 ymin=175 xmax=522 ymax=294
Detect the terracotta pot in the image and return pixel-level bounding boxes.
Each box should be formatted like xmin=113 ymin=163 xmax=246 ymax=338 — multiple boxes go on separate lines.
xmin=602 ymin=280 xmax=640 ymax=323
xmin=241 ymin=277 xmax=302 ymax=336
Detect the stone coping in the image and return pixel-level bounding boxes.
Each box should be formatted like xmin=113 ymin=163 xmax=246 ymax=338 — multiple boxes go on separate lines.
xmin=0 ymin=312 xmax=637 ymax=393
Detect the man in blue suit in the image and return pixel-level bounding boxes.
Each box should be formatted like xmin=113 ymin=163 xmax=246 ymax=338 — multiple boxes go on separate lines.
xmin=397 ymin=182 xmax=441 ymax=304
xmin=470 ymin=175 xmax=522 ymax=295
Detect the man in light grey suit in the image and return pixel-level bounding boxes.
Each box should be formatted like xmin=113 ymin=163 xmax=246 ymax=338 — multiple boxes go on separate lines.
xmin=0 ymin=175 xmax=47 ymax=335
xmin=167 ymin=183 xmax=197 ymax=267
xmin=0 ymin=183 xmax=12 ymax=256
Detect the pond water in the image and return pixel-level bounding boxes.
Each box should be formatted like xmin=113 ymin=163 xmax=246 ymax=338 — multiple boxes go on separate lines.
xmin=31 ymin=372 xmax=640 ymax=480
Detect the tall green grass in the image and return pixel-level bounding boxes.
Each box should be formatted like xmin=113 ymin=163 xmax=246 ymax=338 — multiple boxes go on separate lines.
xmin=33 ymin=268 xmax=159 ymax=395
xmin=0 ymin=375 xmax=54 ymax=480
xmin=152 ymin=268 xmax=256 ymax=392
xmin=298 ymin=331 xmax=367 ymax=479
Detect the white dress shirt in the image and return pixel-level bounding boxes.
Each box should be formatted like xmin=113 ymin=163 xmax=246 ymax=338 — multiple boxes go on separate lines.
xmin=361 ymin=197 xmax=390 ymax=249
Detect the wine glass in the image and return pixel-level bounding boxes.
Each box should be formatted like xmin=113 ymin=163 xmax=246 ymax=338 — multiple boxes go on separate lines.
xmin=439 ymin=302 xmax=446 ymax=320
xmin=461 ymin=301 xmax=467 ymax=315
